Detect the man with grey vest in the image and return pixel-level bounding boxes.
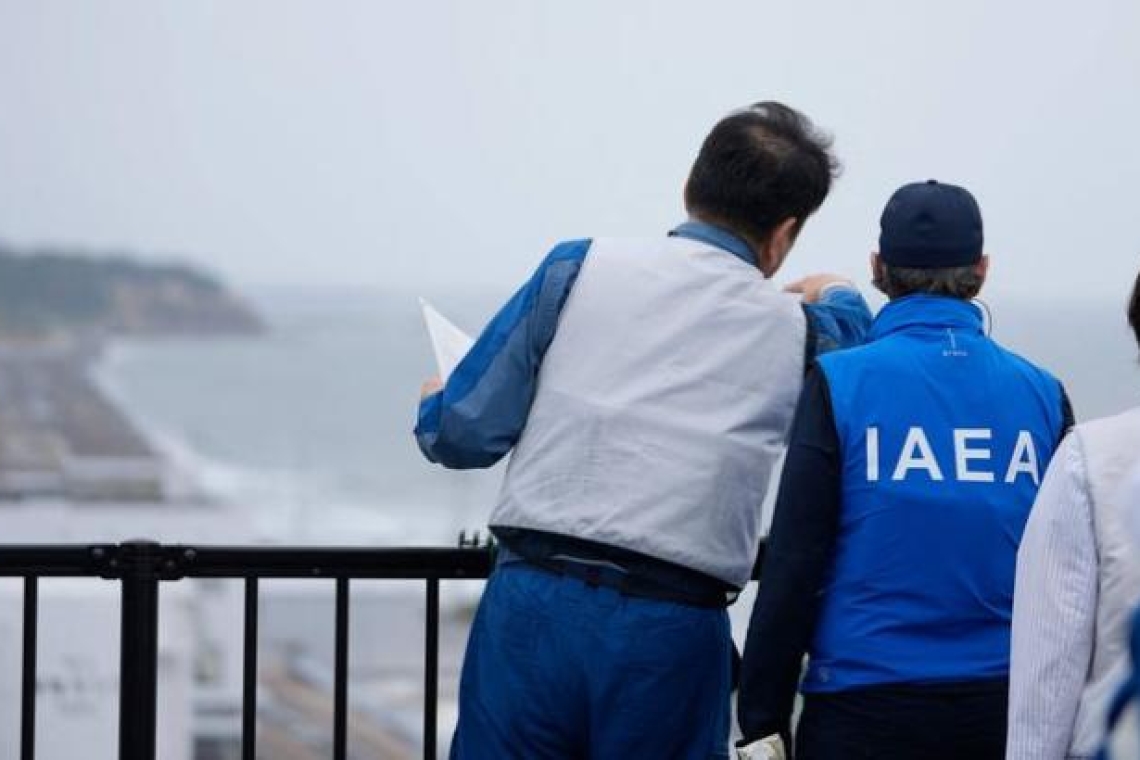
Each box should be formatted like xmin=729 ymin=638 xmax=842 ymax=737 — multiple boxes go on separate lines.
xmin=416 ymin=101 xmax=872 ymax=759
xmin=737 ymin=180 xmax=1073 ymax=760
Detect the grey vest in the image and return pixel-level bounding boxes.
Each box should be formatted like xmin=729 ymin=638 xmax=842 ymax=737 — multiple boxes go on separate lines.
xmin=489 ymin=236 xmax=807 ymax=587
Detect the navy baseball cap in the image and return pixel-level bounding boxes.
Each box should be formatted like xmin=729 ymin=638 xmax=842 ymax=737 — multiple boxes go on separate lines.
xmin=879 ymin=180 xmax=984 ymax=268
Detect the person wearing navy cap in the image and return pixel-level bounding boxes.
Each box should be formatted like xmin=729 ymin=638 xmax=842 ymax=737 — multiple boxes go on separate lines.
xmin=736 ymin=180 xmax=1074 ymax=759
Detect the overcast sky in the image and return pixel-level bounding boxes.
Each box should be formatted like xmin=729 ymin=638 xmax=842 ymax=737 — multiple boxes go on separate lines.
xmin=0 ymin=1 xmax=1137 ymax=300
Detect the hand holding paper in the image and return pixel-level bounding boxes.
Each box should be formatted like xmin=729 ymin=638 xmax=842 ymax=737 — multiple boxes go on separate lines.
xmin=420 ymin=376 xmax=443 ymax=399
xmin=419 ymin=298 xmax=475 ymax=385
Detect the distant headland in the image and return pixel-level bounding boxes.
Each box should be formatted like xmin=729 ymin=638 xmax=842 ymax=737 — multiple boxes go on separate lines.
xmin=0 ymin=243 xmax=265 ymax=503
xmin=0 ymin=244 xmax=263 ymax=340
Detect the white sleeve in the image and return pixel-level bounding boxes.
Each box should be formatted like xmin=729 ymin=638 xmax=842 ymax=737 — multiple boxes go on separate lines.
xmin=1006 ymin=435 xmax=1098 ymax=760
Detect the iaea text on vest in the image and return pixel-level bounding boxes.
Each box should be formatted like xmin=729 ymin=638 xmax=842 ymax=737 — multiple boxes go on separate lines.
xmin=865 ymin=426 xmax=1041 ymax=485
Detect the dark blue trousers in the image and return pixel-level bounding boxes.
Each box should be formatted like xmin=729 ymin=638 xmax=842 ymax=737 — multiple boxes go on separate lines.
xmin=449 ymin=562 xmax=733 ymax=759
xmin=795 ymin=681 xmax=1008 ymax=760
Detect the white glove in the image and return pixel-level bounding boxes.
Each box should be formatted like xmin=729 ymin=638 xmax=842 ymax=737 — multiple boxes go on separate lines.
xmin=735 ymin=734 xmax=787 ymax=760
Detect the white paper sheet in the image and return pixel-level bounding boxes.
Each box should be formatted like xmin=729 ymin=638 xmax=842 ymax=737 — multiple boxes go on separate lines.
xmin=419 ymin=297 xmax=475 ymax=383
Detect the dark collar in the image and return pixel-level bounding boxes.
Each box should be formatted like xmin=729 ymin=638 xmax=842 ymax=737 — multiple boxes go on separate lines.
xmin=870 ymin=295 xmax=985 ymax=341
xmin=669 ymin=220 xmax=756 ymax=267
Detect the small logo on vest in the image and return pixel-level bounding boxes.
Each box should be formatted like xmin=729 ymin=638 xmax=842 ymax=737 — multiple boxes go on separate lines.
xmin=943 ymin=328 xmax=969 ymax=358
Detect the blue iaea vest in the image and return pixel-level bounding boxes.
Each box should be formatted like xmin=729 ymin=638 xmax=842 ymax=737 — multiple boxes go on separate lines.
xmin=805 ymin=296 xmax=1065 ymax=692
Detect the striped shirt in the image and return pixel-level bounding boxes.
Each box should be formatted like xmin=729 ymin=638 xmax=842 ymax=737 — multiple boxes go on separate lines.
xmin=1008 ymin=418 xmax=1140 ymax=760
xmin=1008 ymin=435 xmax=1097 ymax=759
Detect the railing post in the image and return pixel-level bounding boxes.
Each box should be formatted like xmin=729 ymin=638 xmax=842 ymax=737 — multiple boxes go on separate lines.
xmin=423 ymin=577 xmax=440 ymax=760
xmin=333 ymin=578 xmax=350 ymax=760
xmin=117 ymin=540 xmax=162 ymax=760
xmin=21 ymin=576 xmax=38 ymax=760
xmin=242 ymin=577 xmax=259 ymax=760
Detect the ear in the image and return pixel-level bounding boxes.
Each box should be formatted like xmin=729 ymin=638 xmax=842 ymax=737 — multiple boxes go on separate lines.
xmin=757 ymin=217 xmax=799 ymax=276
xmin=975 ymin=255 xmax=990 ymax=281
xmin=870 ymin=253 xmax=888 ymax=295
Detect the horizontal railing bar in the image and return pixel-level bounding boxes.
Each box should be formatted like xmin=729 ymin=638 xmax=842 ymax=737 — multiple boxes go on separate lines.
xmin=0 ymin=545 xmax=113 ymax=576
xmin=0 ymin=545 xmax=495 ymax=579
xmin=179 ymin=546 xmax=495 ymax=579
xmin=0 ymin=542 xmax=767 ymax=581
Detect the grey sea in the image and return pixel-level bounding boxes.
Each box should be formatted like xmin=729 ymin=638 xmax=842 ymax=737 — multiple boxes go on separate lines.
xmin=95 ymin=288 xmax=513 ymax=547
xmin=98 ymin=288 xmax=1140 ymax=545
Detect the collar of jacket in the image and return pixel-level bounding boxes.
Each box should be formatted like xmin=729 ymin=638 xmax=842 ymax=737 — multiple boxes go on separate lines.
xmin=669 ymin=220 xmax=757 ymax=268
xmin=870 ymin=294 xmax=985 ymax=341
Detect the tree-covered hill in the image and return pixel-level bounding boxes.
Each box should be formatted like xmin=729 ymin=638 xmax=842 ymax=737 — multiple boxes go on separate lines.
xmin=0 ymin=246 xmax=263 ymax=338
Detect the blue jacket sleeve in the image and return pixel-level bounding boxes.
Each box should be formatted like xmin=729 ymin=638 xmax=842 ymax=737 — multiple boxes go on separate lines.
xmin=738 ymin=366 xmax=841 ymax=744
xmin=802 ymin=286 xmax=873 ymax=359
xmin=414 ymin=239 xmax=591 ymax=469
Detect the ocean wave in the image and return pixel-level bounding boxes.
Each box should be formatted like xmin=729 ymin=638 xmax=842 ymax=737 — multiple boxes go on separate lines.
xmin=89 ymin=344 xmax=414 ymax=545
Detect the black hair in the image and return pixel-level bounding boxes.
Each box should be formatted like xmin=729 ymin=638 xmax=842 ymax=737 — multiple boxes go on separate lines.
xmin=1129 ymin=267 xmax=1140 ymax=348
xmin=684 ymin=101 xmax=839 ymax=245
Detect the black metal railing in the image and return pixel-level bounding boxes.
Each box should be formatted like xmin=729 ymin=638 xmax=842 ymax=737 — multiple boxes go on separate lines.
xmin=1 ymin=538 xmax=766 ymax=760
xmin=0 ymin=540 xmax=495 ymax=760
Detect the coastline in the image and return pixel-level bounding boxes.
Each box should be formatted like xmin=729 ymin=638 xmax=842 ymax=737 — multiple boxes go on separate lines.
xmin=2 ymin=336 xmax=476 ymax=758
